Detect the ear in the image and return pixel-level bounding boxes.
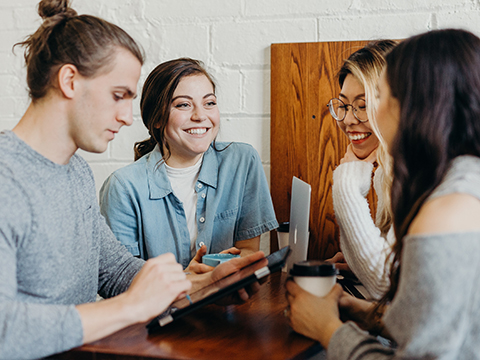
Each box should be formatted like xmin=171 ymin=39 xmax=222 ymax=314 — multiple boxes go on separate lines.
xmin=57 ymin=64 xmax=80 ymax=99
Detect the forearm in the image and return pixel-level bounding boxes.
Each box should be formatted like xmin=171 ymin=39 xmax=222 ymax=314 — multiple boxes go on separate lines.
xmin=76 ymin=292 xmax=137 ymax=344
xmin=235 ymin=236 xmax=260 ymax=256
xmin=333 ymin=162 xmax=390 ymax=298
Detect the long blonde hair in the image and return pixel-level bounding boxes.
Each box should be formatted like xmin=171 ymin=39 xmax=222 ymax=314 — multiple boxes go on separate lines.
xmin=337 ymin=40 xmax=397 ymax=236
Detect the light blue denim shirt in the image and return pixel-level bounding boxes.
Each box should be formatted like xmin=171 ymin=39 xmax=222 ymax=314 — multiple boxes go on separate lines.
xmin=99 ymin=142 xmax=278 ymax=268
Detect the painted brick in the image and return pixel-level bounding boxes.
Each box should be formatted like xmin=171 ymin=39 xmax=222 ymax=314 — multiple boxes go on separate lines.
xmin=245 ymin=0 xmax=352 ymax=17
xmin=142 ymin=0 xmax=242 ymax=20
xmin=0 ymin=97 xmax=16 ymax=118
xmin=436 ymin=10 xmax=480 ymax=34
xmin=0 ymin=8 xmax=15 ymax=31
xmin=209 ymin=67 xmax=242 ymax=114
xmin=110 ymin=119 xmax=150 ymax=161
xmin=350 ymin=0 xmax=470 ymax=11
xmin=217 ymin=117 xmax=270 ymax=162
xmin=213 ymin=19 xmax=317 ymax=66
xmin=76 ymin=147 xmax=110 ymax=163
xmin=0 ymin=119 xmax=18 ymax=131
xmin=13 ymin=7 xmax=40 ymax=30
xmin=243 ymin=68 xmax=270 ymax=114
xmin=90 ymin=162 xmax=132 ymax=195
xmin=155 ymin=24 xmax=210 ymax=62
xmin=318 ymin=12 xmax=432 ymax=41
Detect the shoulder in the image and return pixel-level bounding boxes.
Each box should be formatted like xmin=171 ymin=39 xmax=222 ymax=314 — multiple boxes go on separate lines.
xmin=409 ymin=193 xmax=480 ymax=235
xmin=212 ymin=142 xmax=260 ymax=162
xmin=410 ymin=155 xmax=480 ymax=235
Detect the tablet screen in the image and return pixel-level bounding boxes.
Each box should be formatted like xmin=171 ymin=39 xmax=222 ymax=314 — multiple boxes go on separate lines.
xmin=147 ymin=246 xmax=291 ymax=331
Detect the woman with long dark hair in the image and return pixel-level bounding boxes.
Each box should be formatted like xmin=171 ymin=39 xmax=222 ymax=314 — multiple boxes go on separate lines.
xmin=286 ymin=28 xmax=480 ymax=358
xmin=100 ymin=58 xmax=278 ymax=272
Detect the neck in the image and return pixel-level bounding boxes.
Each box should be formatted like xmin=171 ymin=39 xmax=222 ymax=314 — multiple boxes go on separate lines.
xmin=13 ymin=96 xmax=77 ymax=165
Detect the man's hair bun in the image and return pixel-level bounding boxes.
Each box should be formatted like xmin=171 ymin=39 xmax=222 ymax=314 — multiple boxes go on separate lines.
xmin=38 ymin=0 xmax=77 ymax=20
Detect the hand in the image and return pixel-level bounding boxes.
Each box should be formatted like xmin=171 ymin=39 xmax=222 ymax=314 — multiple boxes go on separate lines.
xmin=185 ymin=245 xmax=214 ymax=274
xmin=285 ymin=280 xmax=344 ymax=349
xmin=124 ymin=253 xmax=191 ymax=323
xmin=185 ymin=246 xmax=243 ymax=275
xmin=340 ymin=144 xmax=377 ymax=164
xmin=338 ymin=293 xmax=388 ymax=337
xmin=220 ymin=247 xmax=242 ymax=255
xmin=213 ymin=252 xmax=266 ymax=303
xmin=325 ymin=252 xmax=351 ymax=273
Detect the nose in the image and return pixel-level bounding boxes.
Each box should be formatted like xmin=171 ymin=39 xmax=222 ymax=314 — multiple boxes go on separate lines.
xmin=343 ymin=106 xmax=360 ymax=126
xmin=117 ymin=101 xmax=134 ymax=127
xmin=191 ymin=106 xmax=207 ymax=122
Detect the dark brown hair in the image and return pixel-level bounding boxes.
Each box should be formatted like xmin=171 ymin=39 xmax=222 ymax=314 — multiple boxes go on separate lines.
xmin=135 ymin=58 xmax=216 ymax=161
xmin=15 ymin=0 xmax=144 ymax=101
xmin=381 ymin=29 xmax=480 ymax=304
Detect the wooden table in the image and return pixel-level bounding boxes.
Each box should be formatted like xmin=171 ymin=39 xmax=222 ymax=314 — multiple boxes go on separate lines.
xmin=55 ymin=272 xmax=322 ymax=360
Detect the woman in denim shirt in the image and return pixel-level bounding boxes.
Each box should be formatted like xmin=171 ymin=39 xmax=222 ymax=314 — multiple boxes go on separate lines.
xmin=99 ymin=58 xmax=278 ymax=272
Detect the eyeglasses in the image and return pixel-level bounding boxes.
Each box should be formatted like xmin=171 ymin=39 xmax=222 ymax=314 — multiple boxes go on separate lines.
xmin=326 ymin=98 xmax=368 ymax=122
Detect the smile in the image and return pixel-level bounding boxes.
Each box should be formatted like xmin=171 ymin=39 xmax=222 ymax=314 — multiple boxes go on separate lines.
xmin=185 ymin=128 xmax=208 ymax=135
xmin=348 ymin=132 xmax=371 ymax=141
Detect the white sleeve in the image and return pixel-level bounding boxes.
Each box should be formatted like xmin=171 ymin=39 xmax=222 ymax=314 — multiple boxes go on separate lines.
xmin=332 ymin=161 xmax=392 ymax=299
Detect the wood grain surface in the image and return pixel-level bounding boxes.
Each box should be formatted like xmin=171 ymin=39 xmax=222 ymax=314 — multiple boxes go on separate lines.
xmin=270 ymin=41 xmax=377 ymax=260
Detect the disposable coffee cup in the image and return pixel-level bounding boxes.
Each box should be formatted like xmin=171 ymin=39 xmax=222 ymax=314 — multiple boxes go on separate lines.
xmin=290 ymin=261 xmax=337 ymax=297
xmin=276 ymin=222 xmax=290 ymax=249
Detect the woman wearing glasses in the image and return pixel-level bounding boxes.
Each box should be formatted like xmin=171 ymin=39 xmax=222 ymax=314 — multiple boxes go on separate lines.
xmin=327 ymin=40 xmax=397 ymax=299
xmin=286 ymin=28 xmax=480 ymax=359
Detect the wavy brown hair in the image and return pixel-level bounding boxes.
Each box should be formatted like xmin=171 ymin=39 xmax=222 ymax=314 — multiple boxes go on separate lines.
xmin=15 ymin=0 xmax=144 ymax=101
xmin=135 ymin=58 xmax=216 ymax=161
xmin=380 ymin=29 xmax=480 ymax=305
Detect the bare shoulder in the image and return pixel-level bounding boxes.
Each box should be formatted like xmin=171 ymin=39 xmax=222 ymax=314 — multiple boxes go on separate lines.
xmin=408 ymin=193 xmax=480 ymax=235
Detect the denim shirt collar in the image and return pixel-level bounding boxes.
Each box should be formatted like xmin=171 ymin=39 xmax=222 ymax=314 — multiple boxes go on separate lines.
xmin=146 ymin=144 xmax=218 ymax=200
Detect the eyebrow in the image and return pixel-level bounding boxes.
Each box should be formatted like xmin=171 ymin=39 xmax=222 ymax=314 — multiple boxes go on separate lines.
xmin=114 ymin=86 xmax=137 ymax=99
xmin=172 ymin=93 xmax=217 ymax=102
xmin=338 ymin=93 xmax=365 ymax=101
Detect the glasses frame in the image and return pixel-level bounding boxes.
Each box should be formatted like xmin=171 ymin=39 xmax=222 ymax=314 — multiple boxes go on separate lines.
xmin=326 ymin=98 xmax=368 ymax=123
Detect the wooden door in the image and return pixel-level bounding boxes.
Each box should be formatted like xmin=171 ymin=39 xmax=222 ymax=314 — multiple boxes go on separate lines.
xmin=270 ymin=40 xmax=376 ymax=260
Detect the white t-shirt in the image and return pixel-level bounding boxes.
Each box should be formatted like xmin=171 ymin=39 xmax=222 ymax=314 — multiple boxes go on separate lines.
xmin=165 ymin=156 xmax=203 ymax=257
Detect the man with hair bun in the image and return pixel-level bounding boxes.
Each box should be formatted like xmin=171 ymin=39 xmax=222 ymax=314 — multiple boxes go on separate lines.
xmin=0 ymin=1 xmax=264 ymax=359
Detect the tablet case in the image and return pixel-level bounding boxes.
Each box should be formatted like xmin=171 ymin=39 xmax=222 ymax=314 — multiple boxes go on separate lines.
xmin=147 ymin=246 xmax=291 ymax=333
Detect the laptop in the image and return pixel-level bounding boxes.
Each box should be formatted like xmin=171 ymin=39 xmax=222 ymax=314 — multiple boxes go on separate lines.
xmin=285 ymin=177 xmax=312 ymax=272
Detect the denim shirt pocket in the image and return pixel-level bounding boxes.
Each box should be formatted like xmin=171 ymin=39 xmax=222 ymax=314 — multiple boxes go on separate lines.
xmin=211 ymin=207 xmax=238 ymax=251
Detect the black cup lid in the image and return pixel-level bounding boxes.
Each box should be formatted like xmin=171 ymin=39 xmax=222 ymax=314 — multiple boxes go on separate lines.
xmin=289 ymin=261 xmax=337 ymax=277
xmin=277 ymin=222 xmax=290 ymax=232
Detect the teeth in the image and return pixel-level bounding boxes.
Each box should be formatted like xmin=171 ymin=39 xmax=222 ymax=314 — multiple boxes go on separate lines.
xmin=186 ymin=128 xmax=207 ymax=135
xmin=349 ymin=132 xmax=371 ymax=141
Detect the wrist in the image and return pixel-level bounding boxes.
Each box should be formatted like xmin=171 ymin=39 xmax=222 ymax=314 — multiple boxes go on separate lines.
xmin=318 ymin=318 xmax=343 ymax=350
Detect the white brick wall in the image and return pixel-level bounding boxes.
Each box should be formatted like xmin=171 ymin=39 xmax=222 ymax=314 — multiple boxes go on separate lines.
xmin=1 ymin=0 xmax=479 ymax=253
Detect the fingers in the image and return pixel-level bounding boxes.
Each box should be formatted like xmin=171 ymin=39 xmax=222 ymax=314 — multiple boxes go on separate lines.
xmin=334 ymin=263 xmax=350 ymax=271
xmin=226 ymin=251 xmax=265 ymax=271
xmin=192 ymin=245 xmax=208 ymax=262
xmin=189 ymin=262 xmax=214 ymax=274
xmin=285 ymin=278 xmax=303 ymax=297
xmin=219 ymin=247 xmax=241 ymax=255
xmin=326 ymin=252 xmax=345 ymax=263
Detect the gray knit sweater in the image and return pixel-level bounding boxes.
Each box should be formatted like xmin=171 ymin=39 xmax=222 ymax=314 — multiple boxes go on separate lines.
xmin=328 ymin=155 xmax=480 ymax=359
xmin=0 ymin=131 xmax=144 ymax=360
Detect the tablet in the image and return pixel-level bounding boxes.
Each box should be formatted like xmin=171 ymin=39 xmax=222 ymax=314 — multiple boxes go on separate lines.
xmin=146 ymin=246 xmax=291 ymax=333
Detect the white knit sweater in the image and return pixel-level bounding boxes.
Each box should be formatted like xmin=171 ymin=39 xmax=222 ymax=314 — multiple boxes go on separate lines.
xmin=332 ymin=161 xmax=394 ymax=299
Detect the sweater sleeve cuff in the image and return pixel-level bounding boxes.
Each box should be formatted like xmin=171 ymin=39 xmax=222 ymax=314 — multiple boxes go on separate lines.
xmin=327 ymin=322 xmax=392 ymax=360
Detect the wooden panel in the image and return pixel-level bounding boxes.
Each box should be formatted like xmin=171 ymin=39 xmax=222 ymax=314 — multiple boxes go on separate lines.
xmin=271 ymin=41 xmax=376 ymax=260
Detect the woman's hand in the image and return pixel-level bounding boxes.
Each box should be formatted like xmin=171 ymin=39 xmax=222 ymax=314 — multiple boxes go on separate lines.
xmin=285 ymin=281 xmax=344 ymax=349
xmin=185 ymin=245 xmax=214 ymax=274
xmin=340 ymin=144 xmax=377 ymax=164
xmin=338 ymin=293 xmax=389 ymax=338
xmin=185 ymin=246 xmax=242 ymax=275
xmin=325 ymin=251 xmax=351 ymax=273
